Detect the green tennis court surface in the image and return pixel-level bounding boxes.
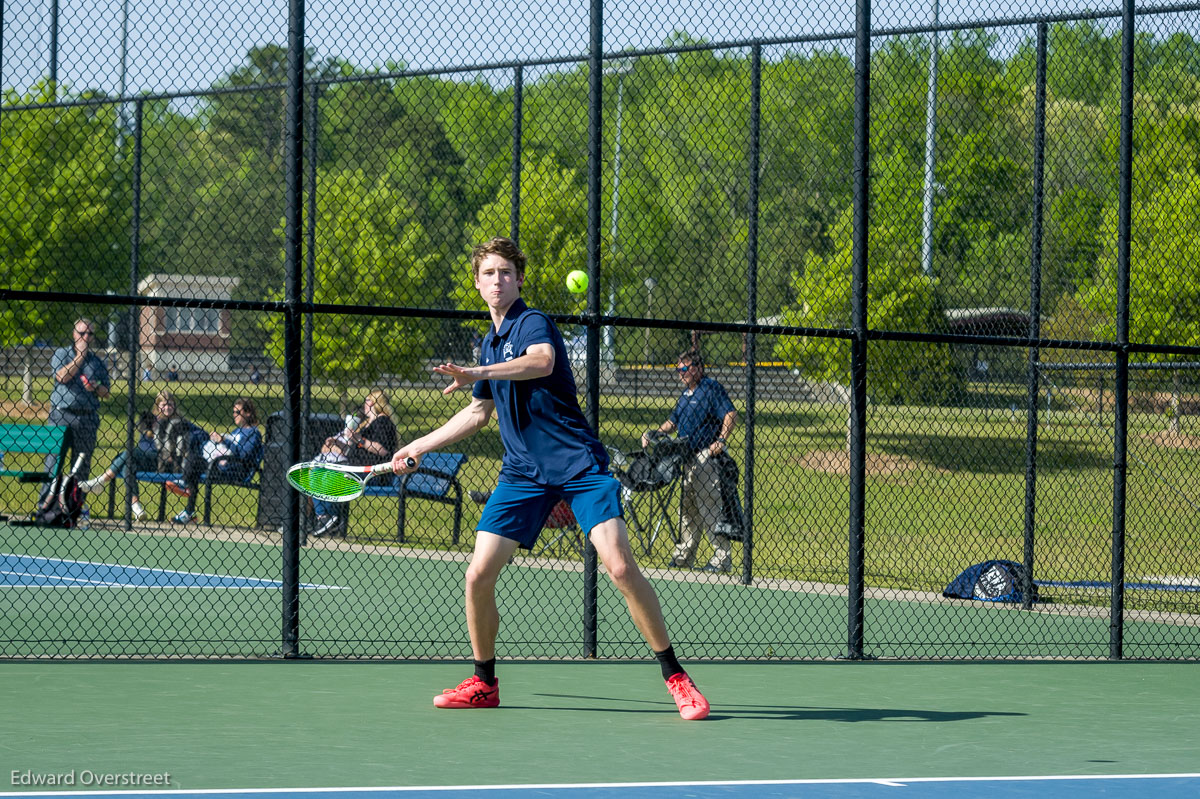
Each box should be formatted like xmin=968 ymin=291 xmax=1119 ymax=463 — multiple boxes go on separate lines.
xmin=2 ymin=661 xmax=1198 ymax=796
xmin=4 ymin=521 xmax=1196 ymax=660
xmin=3 ymin=777 xmax=1200 ymax=798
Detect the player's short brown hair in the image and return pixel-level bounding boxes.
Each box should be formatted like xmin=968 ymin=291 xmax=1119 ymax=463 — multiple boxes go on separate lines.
xmin=678 ymin=349 xmax=704 ymax=371
xmin=470 ymin=237 xmax=527 ymax=278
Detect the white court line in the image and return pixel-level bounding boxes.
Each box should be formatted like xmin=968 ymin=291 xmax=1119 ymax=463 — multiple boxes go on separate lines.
xmin=0 ymin=569 xmax=341 ymax=589
xmin=0 ymin=553 xmax=345 ymax=590
xmin=3 ymin=773 xmax=1199 ymax=796
xmin=1 ymin=569 xmax=136 ymax=587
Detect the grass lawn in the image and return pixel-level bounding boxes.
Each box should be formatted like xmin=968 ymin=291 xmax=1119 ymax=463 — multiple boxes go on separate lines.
xmin=3 ymin=373 xmax=1199 ymax=617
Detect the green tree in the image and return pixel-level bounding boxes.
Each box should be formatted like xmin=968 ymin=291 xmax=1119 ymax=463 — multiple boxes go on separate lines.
xmin=774 ymin=151 xmax=956 ymax=404
xmin=1078 ymin=169 xmax=1200 ymax=349
xmin=319 ymin=75 xmax=473 ymax=348
xmin=463 ymin=155 xmax=589 ymax=317
xmin=1046 ymin=21 xmax=1120 ymax=107
xmin=434 ymin=77 xmax=515 ymax=214
xmin=135 ymin=100 xmax=228 ymax=275
xmin=165 ymin=148 xmax=285 ymax=356
xmin=264 ymin=168 xmax=442 ymax=387
xmin=206 ymin=44 xmax=338 ymax=163
xmin=0 ymin=83 xmax=127 ymax=345
xmin=759 ymin=49 xmax=854 ymax=317
xmin=1029 ymin=93 xmax=1111 ymax=303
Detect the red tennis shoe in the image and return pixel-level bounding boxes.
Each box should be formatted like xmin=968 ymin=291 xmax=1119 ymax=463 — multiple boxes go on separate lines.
xmin=665 ymin=673 xmax=710 ymax=720
xmin=165 ymin=481 xmax=192 ymax=498
xmin=433 ymin=675 xmax=500 ymax=709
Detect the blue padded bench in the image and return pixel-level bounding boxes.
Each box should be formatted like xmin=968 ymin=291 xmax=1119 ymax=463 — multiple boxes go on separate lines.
xmin=359 ymin=452 xmax=467 ymax=544
xmin=106 ymin=463 xmax=261 ymax=525
xmin=106 ymin=470 xmax=182 ymax=522
xmin=197 ymin=461 xmax=262 ymax=525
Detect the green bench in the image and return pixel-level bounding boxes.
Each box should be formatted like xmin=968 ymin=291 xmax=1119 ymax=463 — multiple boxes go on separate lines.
xmin=0 ymin=423 xmax=72 ymax=520
xmin=0 ymin=423 xmax=72 ymax=484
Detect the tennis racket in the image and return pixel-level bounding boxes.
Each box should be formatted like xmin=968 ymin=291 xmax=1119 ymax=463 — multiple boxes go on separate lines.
xmin=286 ymin=458 xmax=416 ymax=502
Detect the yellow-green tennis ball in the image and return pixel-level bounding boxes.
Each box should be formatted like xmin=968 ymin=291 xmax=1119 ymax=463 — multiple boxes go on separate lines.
xmin=566 ymin=270 xmax=589 ymax=294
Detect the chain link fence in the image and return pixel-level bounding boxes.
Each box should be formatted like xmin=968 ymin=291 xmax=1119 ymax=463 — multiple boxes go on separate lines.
xmin=2 ymin=0 xmax=1199 ymax=659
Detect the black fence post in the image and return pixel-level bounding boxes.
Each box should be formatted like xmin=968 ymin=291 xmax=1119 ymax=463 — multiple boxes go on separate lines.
xmin=123 ymin=99 xmax=144 ymax=532
xmin=1110 ymin=0 xmax=1137 ymax=660
xmin=582 ymin=0 xmax=604 ymax=659
xmin=280 ymin=0 xmax=307 ymax=659
xmin=845 ymin=0 xmax=871 ymax=661
xmin=1022 ymin=23 xmax=1048 ymax=612
xmin=511 ymin=65 xmax=523 ymax=245
xmin=301 ymin=81 xmax=320 ymax=519
xmin=49 ymin=0 xmax=59 ymax=94
xmin=742 ymin=43 xmax=761 ymax=586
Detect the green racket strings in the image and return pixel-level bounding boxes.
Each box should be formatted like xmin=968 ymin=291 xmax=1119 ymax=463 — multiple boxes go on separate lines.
xmin=291 ymin=467 xmax=361 ymax=498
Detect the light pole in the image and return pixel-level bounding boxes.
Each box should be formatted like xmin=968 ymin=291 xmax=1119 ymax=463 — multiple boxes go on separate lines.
xmin=920 ymin=0 xmax=941 ymax=277
xmin=119 ymin=0 xmax=129 ymax=135
xmin=643 ymin=276 xmax=656 ymax=366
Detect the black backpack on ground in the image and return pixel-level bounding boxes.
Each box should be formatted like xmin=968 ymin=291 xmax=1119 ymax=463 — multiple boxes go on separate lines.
xmin=15 ymin=455 xmax=86 ymax=529
xmin=31 ymin=472 xmax=85 ymax=528
xmin=713 ymin=452 xmax=747 ymax=542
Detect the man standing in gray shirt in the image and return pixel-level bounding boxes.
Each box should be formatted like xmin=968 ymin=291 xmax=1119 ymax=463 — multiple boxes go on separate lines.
xmin=46 ymin=318 xmax=111 ymax=480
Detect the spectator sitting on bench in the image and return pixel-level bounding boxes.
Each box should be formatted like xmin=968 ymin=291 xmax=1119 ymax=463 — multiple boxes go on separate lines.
xmin=167 ymin=398 xmax=263 ymax=524
xmin=311 ymin=389 xmax=398 ymax=538
xmin=79 ymin=389 xmax=195 ymax=520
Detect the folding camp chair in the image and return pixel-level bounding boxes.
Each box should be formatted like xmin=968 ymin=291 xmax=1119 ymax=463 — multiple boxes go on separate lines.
xmin=534 ymin=499 xmax=584 ymax=558
xmin=611 ymin=436 xmax=692 ymax=557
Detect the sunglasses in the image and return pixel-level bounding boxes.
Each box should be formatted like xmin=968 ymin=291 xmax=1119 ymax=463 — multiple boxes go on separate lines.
xmin=676 ymin=365 xmax=691 ymax=373
xmin=75 ymin=329 xmax=95 ymax=337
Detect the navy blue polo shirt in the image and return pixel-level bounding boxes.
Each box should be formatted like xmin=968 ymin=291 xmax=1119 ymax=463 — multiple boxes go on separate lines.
xmin=670 ymin=377 xmax=735 ymax=452
xmin=473 ymin=298 xmax=607 ymax=484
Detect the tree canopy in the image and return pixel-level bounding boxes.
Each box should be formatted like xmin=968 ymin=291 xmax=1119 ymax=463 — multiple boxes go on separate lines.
xmin=4 ymin=21 xmax=1199 ymax=391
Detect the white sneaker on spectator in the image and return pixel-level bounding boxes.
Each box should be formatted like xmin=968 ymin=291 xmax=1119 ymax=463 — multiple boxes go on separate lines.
xmin=79 ymin=476 xmax=107 ymax=494
xmin=131 ymin=501 xmax=145 ymax=521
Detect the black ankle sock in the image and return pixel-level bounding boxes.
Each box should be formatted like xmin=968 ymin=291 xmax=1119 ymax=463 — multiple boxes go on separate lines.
xmin=654 ymin=646 xmax=685 ymax=681
xmin=474 ymin=658 xmax=496 ymax=686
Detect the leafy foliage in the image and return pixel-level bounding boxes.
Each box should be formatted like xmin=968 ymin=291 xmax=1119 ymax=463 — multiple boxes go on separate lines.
xmin=774 ymin=150 xmax=956 ymax=404
xmin=0 ymin=83 xmax=127 ymax=345
xmin=463 ymin=155 xmax=589 ymax=317
xmin=7 ymin=20 xmax=1200 ymax=389
xmin=264 ymin=168 xmax=441 ymax=386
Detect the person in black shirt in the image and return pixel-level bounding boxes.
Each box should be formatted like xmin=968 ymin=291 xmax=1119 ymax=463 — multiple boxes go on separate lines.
xmin=312 ymin=389 xmax=399 ymax=538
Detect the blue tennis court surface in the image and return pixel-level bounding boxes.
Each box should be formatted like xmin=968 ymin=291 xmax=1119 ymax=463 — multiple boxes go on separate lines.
xmin=4 ymin=775 xmax=1200 ymax=798
xmin=0 ymin=553 xmax=341 ymax=589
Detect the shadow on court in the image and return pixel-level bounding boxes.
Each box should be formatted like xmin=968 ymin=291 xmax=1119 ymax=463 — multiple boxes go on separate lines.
xmin=530 ymin=692 xmax=1025 ymax=722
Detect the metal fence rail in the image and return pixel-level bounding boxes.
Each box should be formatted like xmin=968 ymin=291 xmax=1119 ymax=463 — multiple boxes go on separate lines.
xmin=2 ymin=0 xmax=1199 ymax=660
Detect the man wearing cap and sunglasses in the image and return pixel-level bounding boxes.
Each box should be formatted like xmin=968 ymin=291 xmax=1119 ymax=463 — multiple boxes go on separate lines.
xmin=46 ymin=318 xmax=111 ymax=481
xmin=642 ymin=349 xmax=737 ymax=573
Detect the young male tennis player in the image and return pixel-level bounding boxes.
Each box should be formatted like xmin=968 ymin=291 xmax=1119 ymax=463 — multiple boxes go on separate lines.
xmin=390 ymin=236 xmax=709 ymax=720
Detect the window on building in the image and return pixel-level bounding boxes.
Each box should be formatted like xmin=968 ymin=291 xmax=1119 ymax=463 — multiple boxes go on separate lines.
xmin=165 ymin=307 xmax=219 ymax=334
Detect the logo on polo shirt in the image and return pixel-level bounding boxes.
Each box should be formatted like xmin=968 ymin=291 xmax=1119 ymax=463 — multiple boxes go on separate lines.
xmin=503 ymin=342 xmax=515 ymax=361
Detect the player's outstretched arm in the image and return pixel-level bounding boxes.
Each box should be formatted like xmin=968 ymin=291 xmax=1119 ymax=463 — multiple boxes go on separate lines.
xmin=432 ymin=362 xmax=479 ymax=395
xmin=390 ymin=398 xmax=494 ymax=473
xmin=434 ymin=343 xmax=554 ymax=395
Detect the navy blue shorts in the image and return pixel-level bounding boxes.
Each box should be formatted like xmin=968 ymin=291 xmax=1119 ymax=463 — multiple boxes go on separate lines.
xmin=476 ymin=464 xmax=624 ymax=549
